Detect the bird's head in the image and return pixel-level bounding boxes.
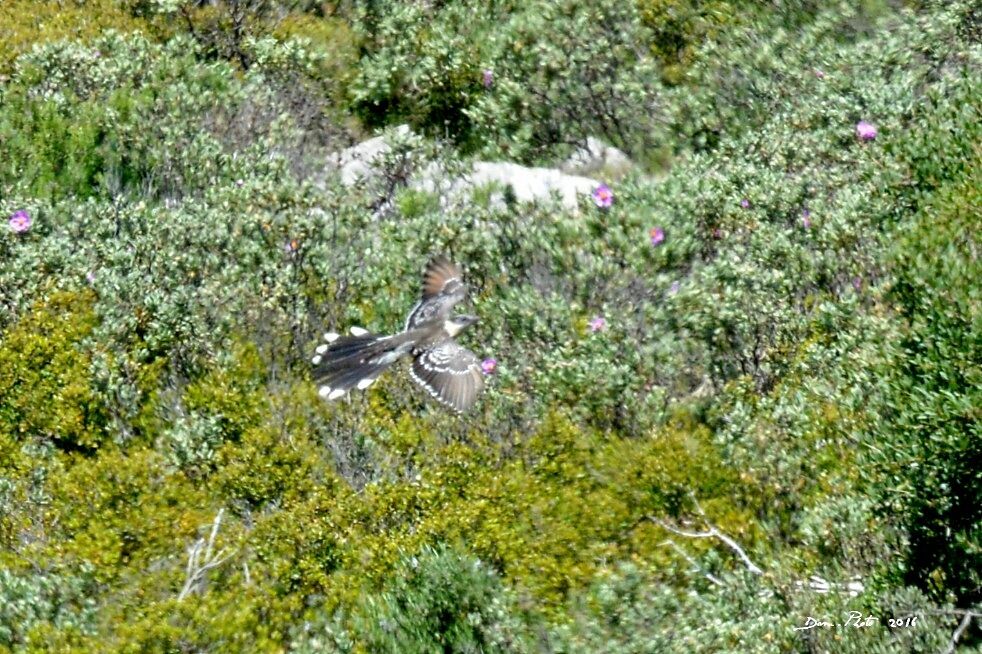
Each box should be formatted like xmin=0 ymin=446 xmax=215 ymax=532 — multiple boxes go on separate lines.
xmin=445 ymin=314 xmax=479 ymax=337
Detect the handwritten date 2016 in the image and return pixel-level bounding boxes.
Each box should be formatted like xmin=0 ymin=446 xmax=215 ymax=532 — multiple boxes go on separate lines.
xmin=794 ymin=612 xmax=919 ymax=631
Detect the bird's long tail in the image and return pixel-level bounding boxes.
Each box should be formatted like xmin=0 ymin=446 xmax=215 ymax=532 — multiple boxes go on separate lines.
xmin=311 ymin=328 xmax=414 ymax=400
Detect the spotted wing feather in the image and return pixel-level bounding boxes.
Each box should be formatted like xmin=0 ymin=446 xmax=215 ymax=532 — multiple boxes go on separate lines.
xmin=410 ymin=341 xmax=485 ymax=413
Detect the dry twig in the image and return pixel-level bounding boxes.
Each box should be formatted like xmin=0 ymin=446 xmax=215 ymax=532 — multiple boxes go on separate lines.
xmin=178 ymin=508 xmax=235 ymax=600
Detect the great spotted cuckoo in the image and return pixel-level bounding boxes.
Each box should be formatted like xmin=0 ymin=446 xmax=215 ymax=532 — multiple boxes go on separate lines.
xmin=311 ymin=257 xmax=485 ymax=412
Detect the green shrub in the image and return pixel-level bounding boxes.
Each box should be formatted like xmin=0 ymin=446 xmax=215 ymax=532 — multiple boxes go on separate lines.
xmin=1 ymin=1 xmax=980 ymax=650
xmin=0 ymin=292 xmax=110 ymax=452
xmin=0 ymin=0 xmax=147 ymax=72
xmin=0 ymin=31 xmax=352 ymax=200
xmin=637 ymin=0 xmax=743 ymax=85
xmin=878 ymin=165 xmax=981 ymax=605
xmin=550 ymin=563 xmax=960 ymax=654
xmin=348 ymin=0 xmax=499 ymax=143
xmin=351 ymin=0 xmax=661 ymax=163
xmin=0 ymin=564 xmax=98 ymax=650
xmin=467 ymin=0 xmax=661 ymax=163
xmin=351 ymin=544 xmax=527 ymax=654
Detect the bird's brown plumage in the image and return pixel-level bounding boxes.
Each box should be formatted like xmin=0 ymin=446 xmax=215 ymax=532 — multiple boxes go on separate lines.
xmin=312 ymin=256 xmax=485 ymax=413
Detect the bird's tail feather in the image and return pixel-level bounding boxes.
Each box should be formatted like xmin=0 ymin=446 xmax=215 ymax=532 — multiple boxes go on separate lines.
xmin=311 ymin=329 xmax=412 ymax=400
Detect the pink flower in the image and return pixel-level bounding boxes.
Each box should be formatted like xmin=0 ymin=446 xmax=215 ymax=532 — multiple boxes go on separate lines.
xmin=481 ymin=358 xmax=497 ymax=375
xmin=8 ymin=210 xmax=31 ymax=233
xmin=589 ymin=316 xmax=606 ymax=332
xmin=856 ymin=121 xmax=877 ymax=141
xmin=813 ymin=68 xmax=826 ymax=79
xmin=740 ymin=198 xmax=751 ymax=209
xmin=852 ymin=276 xmax=863 ymax=291
xmin=802 ymin=209 xmax=812 ymax=229
xmin=592 ymin=184 xmax=614 ymax=209
xmin=482 ymin=69 xmax=493 ymax=88
xmin=649 ymin=226 xmax=665 ymax=246
xmin=86 ymin=271 xmax=96 ymax=284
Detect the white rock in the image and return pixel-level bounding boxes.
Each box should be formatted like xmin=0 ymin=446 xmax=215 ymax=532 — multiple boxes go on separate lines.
xmin=326 ymin=124 xmax=411 ymax=185
xmin=560 ymin=136 xmax=633 ymax=176
xmin=460 ymin=161 xmax=599 ymax=211
xmin=323 ymin=125 xmax=603 ymax=212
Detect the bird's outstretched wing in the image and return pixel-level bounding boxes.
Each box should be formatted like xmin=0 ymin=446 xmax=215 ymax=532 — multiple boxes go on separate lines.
xmin=409 ymin=340 xmax=485 ymax=413
xmin=421 ymin=256 xmax=464 ymax=299
xmin=404 ymin=256 xmax=467 ymax=330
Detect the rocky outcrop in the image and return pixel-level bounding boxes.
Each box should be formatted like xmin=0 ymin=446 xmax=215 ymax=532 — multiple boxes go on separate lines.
xmin=325 ymin=124 xmax=413 ymax=186
xmin=560 ymin=136 xmax=633 ymax=177
xmin=323 ymin=126 xmax=609 ymax=211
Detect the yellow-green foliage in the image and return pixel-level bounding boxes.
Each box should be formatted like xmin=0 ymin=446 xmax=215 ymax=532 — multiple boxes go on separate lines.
xmin=1 ymin=2 xmax=978 ymax=650
xmin=41 ymin=447 xmax=212 ymax=582
xmin=636 ymin=0 xmax=740 ymax=84
xmin=272 ymin=12 xmax=358 ymax=83
xmin=0 ymin=291 xmax=109 ymax=452
xmin=182 ymin=343 xmax=269 ymax=443
xmin=214 ymin=424 xmax=320 ymax=509
xmin=279 ymin=410 xmax=745 ymax=612
xmin=95 ymin=591 xmax=288 ymax=654
xmin=0 ymin=0 xmax=146 ymax=72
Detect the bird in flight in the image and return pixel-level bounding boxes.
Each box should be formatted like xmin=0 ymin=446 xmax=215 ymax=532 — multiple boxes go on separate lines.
xmin=312 ymin=256 xmax=486 ymax=413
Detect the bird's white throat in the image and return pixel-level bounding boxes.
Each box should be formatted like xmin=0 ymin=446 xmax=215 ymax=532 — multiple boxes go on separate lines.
xmin=444 ymin=320 xmax=465 ymax=337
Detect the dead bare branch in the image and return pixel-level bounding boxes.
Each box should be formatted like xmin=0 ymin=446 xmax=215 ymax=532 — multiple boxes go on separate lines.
xmin=651 ymin=493 xmax=763 ymax=577
xmin=941 ymin=611 xmax=975 ymax=654
xmin=178 ymin=509 xmax=236 ymax=600
xmin=660 ymin=538 xmax=725 ymax=586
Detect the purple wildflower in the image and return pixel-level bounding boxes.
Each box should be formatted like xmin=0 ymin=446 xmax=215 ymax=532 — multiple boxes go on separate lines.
xmin=650 ymin=226 xmax=665 ymax=246
xmin=592 ymin=184 xmax=614 ymax=209
xmin=669 ymin=281 xmax=681 ymax=296
xmin=712 ymin=227 xmax=722 ymax=239
xmin=802 ymin=209 xmax=812 ymax=229
xmin=8 ymin=210 xmax=31 ymax=234
xmin=856 ymin=121 xmax=877 ymax=142
xmin=481 ymin=358 xmax=497 ymax=375
xmin=482 ymin=69 xmax=493 ymax=88
xmin=813 ymin=68 xmax=826 ymax=79
xmin=740 ymin=198 xmax=751 ymax=209
xmin=852 ymin=276 xmax=863 ymax=291
xmin=589 ymin=316 xmax=606 ymax=332
xmin=86 ymin=271 xmax=96 ymax=284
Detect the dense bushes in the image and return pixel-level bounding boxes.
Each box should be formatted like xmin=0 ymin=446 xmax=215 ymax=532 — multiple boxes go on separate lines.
xmin=880 ymin=166 xmax=981 ymax=606
xmin=0 ymin=31 xmax=354 ymax=200
xmin=0 ymin=0 xmax=147 ymax=73
xmin=350 ymin=0 xmax=663 ymax=162
xmin=465 ymin=0 xmax=662 ymax=163
xmin=1 ymin=0 xmax=979 ymax=651
xmin=0 ymin=292 xmax=109 ymax=453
